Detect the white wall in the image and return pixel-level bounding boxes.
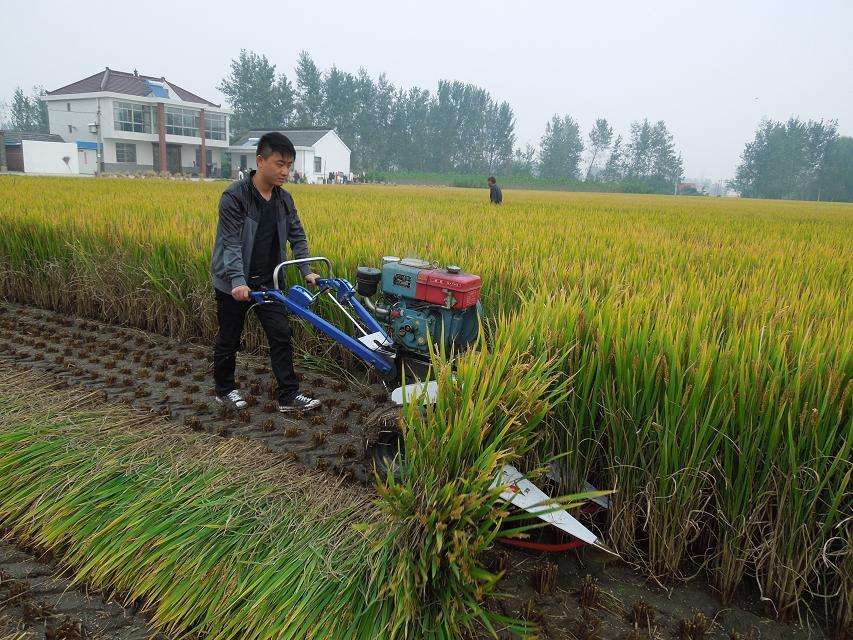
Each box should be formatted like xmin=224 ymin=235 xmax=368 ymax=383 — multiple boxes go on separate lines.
xmin=312 ymin=132 xmax=351 ymax=180
xmin=47 ymin=97 xmax=100 ymax=143
xmin=22 ymin=140 xmax=79 ymax=174
xmin=78 ymin=148 xmax=97 ymax=174
xmin=102 ymin=139 xmax=153 ymax=166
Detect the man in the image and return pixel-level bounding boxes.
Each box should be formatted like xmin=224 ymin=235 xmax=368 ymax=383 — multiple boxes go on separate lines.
xmin=487 ymin=176 xmax=503 ymax=204
xmin=210 ymin=132 xmax=321 ymax=412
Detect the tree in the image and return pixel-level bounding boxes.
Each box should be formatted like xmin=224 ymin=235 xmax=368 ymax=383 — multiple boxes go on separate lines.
xmin=624 ymin=119 xmax=682 ymax=187
xmin=509 ymin=144 xmax=537 ymax=177
xmin=218 ymin=50 xmax=293 ymax=136
xmin=295 ymin=51 xmax=324 ymax=127
xmin=730 ymin=118 xmax=839 ymax=200
xmin=321 ymin=65 xmax=357 ymax=146
xmin=9 ymin=87 xmax=48 ymax=133
xmin=600 ymin=134 xmax=624 ymax=182
xmin=538 ymin=115 xmax=584 ymax=179
xmin=585 ymin=117 xmax=613 ymax=180
xmin=485 ymin=102 xmax=516 ymax=173
xmin=816 ymin=136 xmax=853 ymax=202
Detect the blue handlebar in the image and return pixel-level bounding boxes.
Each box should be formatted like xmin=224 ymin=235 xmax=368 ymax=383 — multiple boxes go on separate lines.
xmin=249 ymin=279 xmax=395 ymax=375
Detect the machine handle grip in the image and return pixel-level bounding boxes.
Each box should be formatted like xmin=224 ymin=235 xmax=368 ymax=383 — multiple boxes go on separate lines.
xmin=273 ymin=257 xmax=334 ymax=290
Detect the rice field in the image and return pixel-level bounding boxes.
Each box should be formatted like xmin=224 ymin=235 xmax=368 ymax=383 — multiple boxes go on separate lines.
xmin=0 ymin=175 xmax=850 ymax=635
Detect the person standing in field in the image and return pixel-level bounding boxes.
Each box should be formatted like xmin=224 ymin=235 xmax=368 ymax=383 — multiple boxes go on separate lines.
xmin=210 ymin=132 xmax=321 ymax=413
xmin=487 ymin=176 xmax=503 ymax=204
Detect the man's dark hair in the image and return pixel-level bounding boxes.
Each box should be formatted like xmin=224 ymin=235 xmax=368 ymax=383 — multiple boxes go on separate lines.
xmin=487 ymin=176 xmax=496 ymax=184
xmin=257 ymin=132 xmax=296 ymax=160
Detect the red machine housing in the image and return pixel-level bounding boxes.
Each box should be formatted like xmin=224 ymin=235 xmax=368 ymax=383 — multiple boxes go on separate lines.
xmin=414 ymin=268 xmax=481 ymax=310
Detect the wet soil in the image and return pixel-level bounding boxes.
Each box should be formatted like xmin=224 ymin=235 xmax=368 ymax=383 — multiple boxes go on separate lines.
xmin=0 ymin=538 xmax=167 ymax=640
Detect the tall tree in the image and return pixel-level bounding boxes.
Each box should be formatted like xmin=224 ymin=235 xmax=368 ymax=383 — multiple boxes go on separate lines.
xmin=816 ymin=136 xmax=853 ymax=202
xmin=9 ymin=87 xmax=48 ymax=133
xmin=218 ymin=50 xmax=293 ymax=136
xmin=321 ymin=65 xmax=357 ymax=145
xmin=585 ymin=117 xmax=613 ymax=179
xmin=294 ymin=51 xmax=324 ymax=127
xmin=600 ymin=134 xmax=624 ymax=182
xmin=624 ymin=119 xmax=682 ymax=187
xmin=510 ymin=144 xmax=537 ymax=177
xmin=538 ymin=115 xmax=584 ymax=179
xmin=485 ymin=102 xmax=516 ymax=172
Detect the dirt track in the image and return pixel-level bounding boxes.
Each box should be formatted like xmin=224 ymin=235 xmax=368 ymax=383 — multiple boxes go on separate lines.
xmin=0 ymin=301 xmax=828 ymax=640
xmin=0 ymin=538 xmax=166 ymax=640
xmin=0 ymin=301 xmax=389 ymax=483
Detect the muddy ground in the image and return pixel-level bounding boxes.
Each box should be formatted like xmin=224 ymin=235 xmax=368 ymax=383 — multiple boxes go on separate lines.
xmin=0 ymin=538 xmax=167 ymax=640
xmin=0 ymin=301 xmax=830 ymax=640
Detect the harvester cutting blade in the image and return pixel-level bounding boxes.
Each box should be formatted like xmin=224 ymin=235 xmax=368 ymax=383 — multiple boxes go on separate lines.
xmin=493 ymin=464 xmax=602 ymax=547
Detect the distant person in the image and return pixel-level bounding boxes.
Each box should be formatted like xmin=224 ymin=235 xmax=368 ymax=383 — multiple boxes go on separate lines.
xmin=487 ymin=176 xmax=503 ymax=204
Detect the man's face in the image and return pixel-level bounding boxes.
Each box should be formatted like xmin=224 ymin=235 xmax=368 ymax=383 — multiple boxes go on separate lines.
xmin=256 ymin=152 xmax=293 ymax=186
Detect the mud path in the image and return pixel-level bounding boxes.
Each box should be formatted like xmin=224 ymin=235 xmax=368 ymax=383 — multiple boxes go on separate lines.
xmin=0 ymin=301 xmax=388 ymax=483
xmin=0 ymin=538 xmax=167 ymax=640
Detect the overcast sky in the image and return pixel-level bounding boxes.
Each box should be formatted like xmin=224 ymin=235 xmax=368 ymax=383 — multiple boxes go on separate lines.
xmin=2 ymin=0 xmax=850 ymax=181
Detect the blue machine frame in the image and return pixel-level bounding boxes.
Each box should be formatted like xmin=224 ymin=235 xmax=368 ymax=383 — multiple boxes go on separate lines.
xmin=249 ymin=258 xmax=395 ymax=375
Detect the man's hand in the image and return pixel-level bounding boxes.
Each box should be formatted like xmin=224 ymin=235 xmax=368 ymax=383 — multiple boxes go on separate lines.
xmin=304 ymin=272 xmax=321 ymax=287
xmin=231 ymin=285 xmax=251 ymax=302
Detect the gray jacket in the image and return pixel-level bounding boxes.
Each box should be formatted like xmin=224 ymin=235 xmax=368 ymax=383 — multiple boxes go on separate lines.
xmin=210 ymin=172 xmax=311 ymax=294
xmin=489 ymin=183 xmax=503 ymax=204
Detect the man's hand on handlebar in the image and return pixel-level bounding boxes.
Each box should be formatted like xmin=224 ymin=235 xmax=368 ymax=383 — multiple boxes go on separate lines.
xmin=304 ymin=272 xmax=321 ymax=287
xmin=231 ymin=285 xmax=251 ymax=302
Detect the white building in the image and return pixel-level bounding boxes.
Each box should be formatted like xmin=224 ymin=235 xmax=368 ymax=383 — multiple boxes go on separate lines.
xmin=45 ymin=67 xmax=231 ymax=177
xmin=2 ymin=131 xmax=79 ymax=174
xmin=230 ymin=129 xmax=351 ymax=183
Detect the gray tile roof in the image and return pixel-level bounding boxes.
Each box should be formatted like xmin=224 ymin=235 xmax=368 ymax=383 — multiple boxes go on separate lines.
xmin=46 ymin=68 xmax=219 ymax=107
xmin=232 ymin=129 xmax=334 ymax=148
xmin=2 ymin=131 xmax=66 ymax=145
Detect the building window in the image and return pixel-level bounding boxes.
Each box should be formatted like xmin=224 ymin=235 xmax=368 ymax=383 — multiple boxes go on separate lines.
xmin=164 ymin=106 xmax=199 ymax=137
xmin=114 ymin=101 xmax=152 ymax=133
xmin=314 ymin=156 xmax=322 ymax=173
xmin=66 ymin=102 xmax=71 ymax=111
xmin=115 ymin=142 xmax=137 ymax=163
xmin=204 ymin=112 xmax=226 ymax=141
xmin=240 ymin=154 xmax=247 ymax=170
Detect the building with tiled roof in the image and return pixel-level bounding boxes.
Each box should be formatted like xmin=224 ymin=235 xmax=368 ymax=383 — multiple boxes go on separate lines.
xmin=45 ymin=67 xmax=231 ymax=176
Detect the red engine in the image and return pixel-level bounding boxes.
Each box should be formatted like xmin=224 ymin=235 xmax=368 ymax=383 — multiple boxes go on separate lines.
xmin=414 ymin=267 xmax=482 ymax=310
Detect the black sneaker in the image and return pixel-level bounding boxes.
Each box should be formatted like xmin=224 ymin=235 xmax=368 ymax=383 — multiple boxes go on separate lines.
xmin=278 ymin=393 xmax=321 ymax=412
xmin=214 ymin=389 xmax=248 ymax=410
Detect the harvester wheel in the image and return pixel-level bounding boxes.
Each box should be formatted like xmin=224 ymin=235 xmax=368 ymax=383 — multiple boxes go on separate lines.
xmin=362 ymin=405 xmax=404 ymax=477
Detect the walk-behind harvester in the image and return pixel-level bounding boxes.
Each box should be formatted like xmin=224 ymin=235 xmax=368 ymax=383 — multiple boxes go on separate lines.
xmin=249 ymin=256 xmax=608 ymax=550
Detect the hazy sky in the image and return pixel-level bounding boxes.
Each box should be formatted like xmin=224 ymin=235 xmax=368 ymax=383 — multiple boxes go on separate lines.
xmin=3 ymin=0 xmax=850 ymax=181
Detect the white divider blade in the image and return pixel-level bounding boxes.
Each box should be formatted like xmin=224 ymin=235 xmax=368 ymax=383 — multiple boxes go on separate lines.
xmin=358 ymin=331 xmax=393 ymax=351
xmin=583 ymin=481 xmax=612 ymax=509
xmin=391 ymin=380 xmax=438 ymax=406
xmin=492 ymin=464 xmax=599 ymax=545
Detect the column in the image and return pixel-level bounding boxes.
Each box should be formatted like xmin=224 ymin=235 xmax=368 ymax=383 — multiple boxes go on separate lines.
xmin=199 ymin=109 xmax=206 ymax=179
xmin=157 ymin=102 xmax=167 ymax=173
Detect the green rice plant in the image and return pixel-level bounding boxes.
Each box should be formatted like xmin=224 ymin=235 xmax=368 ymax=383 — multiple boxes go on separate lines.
xmin=0 ymin=174 xmax=850 ymax=627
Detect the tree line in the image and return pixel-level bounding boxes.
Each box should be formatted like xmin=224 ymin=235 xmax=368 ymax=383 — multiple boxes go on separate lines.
xmin=729 ymin=118 xmax=851 ymax=202
xmin=218 ymin=50 xmax=516 ymax=175
xmin=218 ymin=50 xmax=685 ymax=190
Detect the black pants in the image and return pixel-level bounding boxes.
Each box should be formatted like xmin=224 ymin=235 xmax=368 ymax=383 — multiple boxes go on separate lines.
xmin=213 ymin=288 xmax=299 ymax=403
